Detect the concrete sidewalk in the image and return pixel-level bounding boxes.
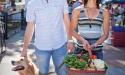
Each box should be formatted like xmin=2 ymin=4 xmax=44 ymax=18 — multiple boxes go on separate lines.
xmin=0 ymin=30 xmax=125 ymax=75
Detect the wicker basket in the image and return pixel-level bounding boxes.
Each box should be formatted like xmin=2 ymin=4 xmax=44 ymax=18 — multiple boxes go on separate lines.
xmin=67 ymin=68 xmax=106 ymax=75
xmin=66 ymin=46 xmax=107 ymax=75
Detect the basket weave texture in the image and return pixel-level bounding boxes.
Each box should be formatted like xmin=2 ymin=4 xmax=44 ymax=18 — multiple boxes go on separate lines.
xmin=67 ymin=68 xmax=106 ymax=75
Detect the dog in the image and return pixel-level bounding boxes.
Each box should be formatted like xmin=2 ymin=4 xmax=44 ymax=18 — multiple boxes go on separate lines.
xmin=11 ymin=56 xmax=39 ymax=75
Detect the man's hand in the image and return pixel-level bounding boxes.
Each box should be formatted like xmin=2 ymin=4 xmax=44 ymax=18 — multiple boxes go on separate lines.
xmin=21 ymin=49 xmax=27 ymax=57
xmin=67 ymin=42 xmax=74 ymax=53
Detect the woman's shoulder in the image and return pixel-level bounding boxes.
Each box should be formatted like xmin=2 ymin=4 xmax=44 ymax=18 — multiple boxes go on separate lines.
xmin=74 ymin=5 xmax=84 ymax=11
xmin=99 ymin=7 xmax=109 ymax=14
xmin=99 ymin=7 xmax=109 ymax=19
xmin=73 ymin=5 xmax=84 ymax=13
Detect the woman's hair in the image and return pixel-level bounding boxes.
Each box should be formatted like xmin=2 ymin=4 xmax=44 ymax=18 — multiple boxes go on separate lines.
xmin=82 ymin=0 xmax=101 ymax=9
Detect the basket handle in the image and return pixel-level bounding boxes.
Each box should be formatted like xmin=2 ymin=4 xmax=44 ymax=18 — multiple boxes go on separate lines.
xmin=88 ymin=48 xmax=92 ymax=59
xmin=81 ymin=48 xmax=98 ymax=71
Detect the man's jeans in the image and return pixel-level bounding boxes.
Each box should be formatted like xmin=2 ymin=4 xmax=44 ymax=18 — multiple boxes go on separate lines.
xmin=34 ymin=43 xmax=67 ymax=75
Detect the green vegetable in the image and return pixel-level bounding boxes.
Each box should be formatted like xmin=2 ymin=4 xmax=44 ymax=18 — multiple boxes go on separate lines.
xmin=64 ymin=54 xmax=88 ymax=69
xmin=81 ymin=53 xmax=89 ymax=61
xmin=104 ymin=64 xmax=108 ymax=71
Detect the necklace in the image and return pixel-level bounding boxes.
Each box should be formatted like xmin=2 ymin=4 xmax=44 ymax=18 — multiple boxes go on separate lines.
xmin=86 ymin=8 xmax=93 ymax=28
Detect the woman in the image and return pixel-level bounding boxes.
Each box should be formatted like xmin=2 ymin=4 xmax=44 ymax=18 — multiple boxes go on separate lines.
xmin=68 ymin=0 xmax=110 ymax=59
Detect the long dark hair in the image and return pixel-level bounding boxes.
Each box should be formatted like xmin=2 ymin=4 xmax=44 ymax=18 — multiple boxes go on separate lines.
xmin=82 ymin=0 xmax=101 ymax=9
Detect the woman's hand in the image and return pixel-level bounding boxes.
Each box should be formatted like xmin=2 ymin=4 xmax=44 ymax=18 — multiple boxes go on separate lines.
xmin=91 ymin=43 xmax=98 ymax=49
xmin=82 ymin=40 xmax=92 ymax=51
xmin=82 ymin=40 xmax=92 ymax=58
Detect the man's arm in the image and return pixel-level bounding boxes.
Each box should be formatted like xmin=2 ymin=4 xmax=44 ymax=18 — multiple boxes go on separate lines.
xmin=64 ymin=12 xmax=74 ymax=52
xmin=63 ymin=0 xmax=74 ymax=52
xmin=21 ymin=1 xmax=35 ymax=57
xmin=63 ymin=0 xmax=70 ymax=40
xmin=63 ymin=13 xmax=70 ymax=40
xmin=21 ymin=22 xmax=35 ymax=57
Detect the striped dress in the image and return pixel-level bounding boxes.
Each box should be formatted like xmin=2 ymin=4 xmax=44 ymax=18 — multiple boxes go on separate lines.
xmin=77 ymin=6 xmax=103 ymax=40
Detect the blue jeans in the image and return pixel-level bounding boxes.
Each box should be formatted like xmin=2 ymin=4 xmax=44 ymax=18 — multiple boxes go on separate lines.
xmin=34 ymin=43 xmax=67 ymax=75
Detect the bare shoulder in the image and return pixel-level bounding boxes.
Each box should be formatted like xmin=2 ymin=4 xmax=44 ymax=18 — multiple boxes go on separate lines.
xmin=103 ymin=8 xmax=110 ymax=15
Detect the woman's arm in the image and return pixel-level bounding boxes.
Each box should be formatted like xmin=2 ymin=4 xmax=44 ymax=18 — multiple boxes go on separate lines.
xmin=70 ymin=9 xmax=84 ymax=43
xmin=70 ymin=8 xmax=91 ymax=51
xmin=94 ymin=8 xmax=110 ymax=46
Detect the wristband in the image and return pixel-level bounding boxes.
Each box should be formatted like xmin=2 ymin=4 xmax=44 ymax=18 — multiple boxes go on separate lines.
xmin=68 ymin=40 xmax=74 ymax=43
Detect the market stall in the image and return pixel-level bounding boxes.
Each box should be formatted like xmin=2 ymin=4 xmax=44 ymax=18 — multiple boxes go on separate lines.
xmin=111 ymin=0 xmax=125 ymax=47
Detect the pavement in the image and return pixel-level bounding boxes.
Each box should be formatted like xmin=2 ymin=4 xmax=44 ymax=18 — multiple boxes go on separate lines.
xmin=0 ymin=30 xmax=125 ymax=75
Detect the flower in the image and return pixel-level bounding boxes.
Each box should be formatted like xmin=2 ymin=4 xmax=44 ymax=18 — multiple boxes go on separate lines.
xmin=92 ymin=59 xmax=105 ymax=69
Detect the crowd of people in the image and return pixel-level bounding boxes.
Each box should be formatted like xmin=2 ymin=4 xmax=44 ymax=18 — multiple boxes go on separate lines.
xmin=111 ymin=4 xmax=125 ymax=26
xmin=0 ymin=0 xmax=16 ymax=13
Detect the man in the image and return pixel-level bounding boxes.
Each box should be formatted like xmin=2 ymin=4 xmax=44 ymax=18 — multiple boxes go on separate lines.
xmin=21 ymin=0 xmax=71 ymax=75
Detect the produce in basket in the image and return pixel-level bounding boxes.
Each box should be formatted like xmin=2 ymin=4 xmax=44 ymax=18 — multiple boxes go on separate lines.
xmin=64 ymin=54 xmax=88 ymax=70
xmin=64 ymin=53 xmax=108 ymax=71
xmin=91 ymin=59 xmax=105 ymax=69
